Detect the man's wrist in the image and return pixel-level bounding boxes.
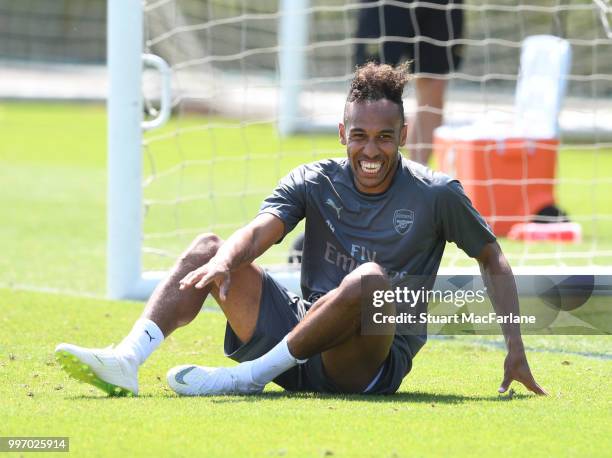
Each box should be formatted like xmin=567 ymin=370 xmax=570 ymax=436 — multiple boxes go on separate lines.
xmin=505 ymin=335 xmax=525 ymax=353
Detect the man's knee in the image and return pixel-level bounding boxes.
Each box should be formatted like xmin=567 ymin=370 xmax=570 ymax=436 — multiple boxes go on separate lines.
xmin=340 ymin=262 xmax=390 ymax=304
xmin=179 ymin=232 xmax=222 ymax=266
xmin=351 ymin=262 xmax=389 ymax=286
xmin=354 ymin=261 xmax=387 ymax=277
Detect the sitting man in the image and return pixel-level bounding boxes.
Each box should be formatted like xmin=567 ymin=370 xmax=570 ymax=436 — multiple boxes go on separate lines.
xmin=56 ymin=63 xmax=546 ymax=397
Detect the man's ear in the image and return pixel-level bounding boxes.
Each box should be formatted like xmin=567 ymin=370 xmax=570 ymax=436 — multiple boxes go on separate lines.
xmin=339 ymin=122 xmax=347 ymax=145
xmin=399 ymin=122 xmax=408 ymax=146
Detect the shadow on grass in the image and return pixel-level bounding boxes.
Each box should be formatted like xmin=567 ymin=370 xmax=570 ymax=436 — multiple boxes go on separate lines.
xmin=66 ymin=390 xmax=531 ymax=404
xmin=201 ymin=390 xmax=532 ymax=404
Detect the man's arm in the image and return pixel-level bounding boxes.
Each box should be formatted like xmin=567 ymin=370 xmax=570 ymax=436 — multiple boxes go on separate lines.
xmin=476 ymin=242 xmax=548 ymax=395
xmin=179 ymin=213 xmax=285 ymax=300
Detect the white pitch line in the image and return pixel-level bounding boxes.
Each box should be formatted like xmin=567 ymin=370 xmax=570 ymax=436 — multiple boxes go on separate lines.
xmin=0 ymin=282 xmax=106 ymax=300
xmin=430 ymin=335 xmax=612 ymax=360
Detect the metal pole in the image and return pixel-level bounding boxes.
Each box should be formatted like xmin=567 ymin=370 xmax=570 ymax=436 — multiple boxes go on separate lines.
xmin=107 ymin=0 xmax=143 ymax=299
xmin=278 ymin=0 xmax=309 ymax=136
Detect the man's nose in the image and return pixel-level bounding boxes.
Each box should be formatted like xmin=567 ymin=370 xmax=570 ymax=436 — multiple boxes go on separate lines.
xmin=362 ymin=138 xmax=380 ymax=159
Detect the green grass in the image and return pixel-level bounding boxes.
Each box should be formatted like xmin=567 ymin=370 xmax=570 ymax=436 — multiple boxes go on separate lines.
xmin=2 ymin=103 xmax=612 ymax=297
xmin=2 ymin=289 xmax=610 ymax=457
xmin=1 ymin=102 xmax=611 ymax=457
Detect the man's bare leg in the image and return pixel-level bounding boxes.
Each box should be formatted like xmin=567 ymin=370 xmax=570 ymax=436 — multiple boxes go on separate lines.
xmin=142 ymin=233 xmax=262 ymax=341
xmin=407 ymin=77 xmax=447 ymax=165
xmin=115 ymin=232 xmax=264 ymax=366
xmin=287 ymin=262 xmax=395 ymax=392
xmin=55 ymin=232 xmax=264 ymax=395
xmin=166 ymin=262 xmax=395 ymax=396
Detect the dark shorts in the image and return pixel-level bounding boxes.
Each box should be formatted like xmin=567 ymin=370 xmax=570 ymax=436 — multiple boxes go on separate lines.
xmin=354 ymin=0 xmax=464 ymax=74
xmin=224 ymin=270 xmax=419 ymax=394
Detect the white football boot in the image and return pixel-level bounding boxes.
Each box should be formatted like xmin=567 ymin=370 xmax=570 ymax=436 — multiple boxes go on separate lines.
xmin=166 ymin=363 xmax=264 ymax=396
xmin=55 ymin=343 xmax=139 ymax=397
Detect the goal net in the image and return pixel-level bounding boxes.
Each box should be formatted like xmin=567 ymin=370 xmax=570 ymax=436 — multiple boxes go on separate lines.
xmin=110 ymin=0 xmax=612 ymax=298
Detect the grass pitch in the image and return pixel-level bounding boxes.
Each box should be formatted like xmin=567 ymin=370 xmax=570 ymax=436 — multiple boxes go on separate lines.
xmin=0 ymin=102 xmax=611 ymax=457
xmin=2 ymin=289 xmax=610 ymax=457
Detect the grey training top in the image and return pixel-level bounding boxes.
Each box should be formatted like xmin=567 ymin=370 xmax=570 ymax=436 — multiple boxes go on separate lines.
xmin=260 ymin=156 xmax=495 ymax=299
xmin=259 ymin=156 xmax=496 ymax=354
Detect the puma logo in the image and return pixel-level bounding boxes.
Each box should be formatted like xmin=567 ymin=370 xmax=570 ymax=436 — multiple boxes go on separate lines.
xmin=144 ymin=330 xmax=156 ymax=342
xmin=325 ymin=198 xmax=342 ymax=219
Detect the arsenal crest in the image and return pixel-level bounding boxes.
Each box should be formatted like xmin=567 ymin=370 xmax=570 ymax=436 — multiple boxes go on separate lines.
xmin=393 ymin=209 xmax=414 ymax=235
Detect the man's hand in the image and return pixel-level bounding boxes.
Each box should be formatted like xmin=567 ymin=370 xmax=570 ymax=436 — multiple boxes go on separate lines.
xmin=476 ymin=243 xmax=548 ymax=396
xmin=499 ymin=343 xmax=548 ymax=396
xmin=179 ymin=259 xmax=231 ymax=301
xmin=177 ymin=214 xmax=285 ymax=302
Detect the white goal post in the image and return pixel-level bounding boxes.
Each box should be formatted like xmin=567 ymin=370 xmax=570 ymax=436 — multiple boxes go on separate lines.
xmin=107 ymin=0 xmax=300 ymax=299
xmin=107 ymin=0 xmax=166 ymax=299
xmin=107 ymin=0 xmax=612 ymax=301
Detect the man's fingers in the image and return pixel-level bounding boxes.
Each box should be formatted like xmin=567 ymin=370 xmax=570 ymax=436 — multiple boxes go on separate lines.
xmin=530 ymin=383 xmax=548 ymax=396
xmin=195 ymin=271 xmax=215 ymax=289
xmin=179 ymin=270 xmax=200 ymax=289
xmin=520 ymin=375 xmax=548 ymax=396
xmin=498 ymin=374 xmax=512 ymax=394
xmin=179 ymin=272 xmax=193 ymax=285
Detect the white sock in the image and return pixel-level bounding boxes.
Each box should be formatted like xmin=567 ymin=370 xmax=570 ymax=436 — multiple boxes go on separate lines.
xmin=115 ymin=318 xmax=164 ymax=366
xmin=246 ymin=336 xmax=307 ymax=386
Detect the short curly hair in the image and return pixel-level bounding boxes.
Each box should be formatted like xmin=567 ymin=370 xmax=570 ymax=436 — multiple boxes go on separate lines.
xmin=345 ymin=62 xmax=410 ymax=124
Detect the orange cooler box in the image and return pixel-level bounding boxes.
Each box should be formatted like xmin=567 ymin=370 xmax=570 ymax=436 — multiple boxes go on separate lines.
xmin=433 ymin=136 xmax=558 ymax=236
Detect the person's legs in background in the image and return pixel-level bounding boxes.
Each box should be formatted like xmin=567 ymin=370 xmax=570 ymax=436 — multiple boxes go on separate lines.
xmin=407 ymin=76 xmax=447 ymax=165
xmin=405 ymin=0 xmax=463 ymax=165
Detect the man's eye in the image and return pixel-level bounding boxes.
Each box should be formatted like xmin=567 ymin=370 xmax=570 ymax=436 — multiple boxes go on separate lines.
xmin=378 ymin=135 xmax=392 ymax=141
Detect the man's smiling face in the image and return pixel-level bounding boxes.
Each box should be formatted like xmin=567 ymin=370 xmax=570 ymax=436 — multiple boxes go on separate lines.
xmin=339 ymin=98 xmax=407 ymax=195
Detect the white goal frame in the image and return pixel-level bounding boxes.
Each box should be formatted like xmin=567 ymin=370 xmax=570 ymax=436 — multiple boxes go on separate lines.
xmin=107 ymin=0 xmax=168 ymax=299
xmin=107 ymin=0 xmax=308 ymax=300
xmin=107 ymin=0 xmax=612 ymax=300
